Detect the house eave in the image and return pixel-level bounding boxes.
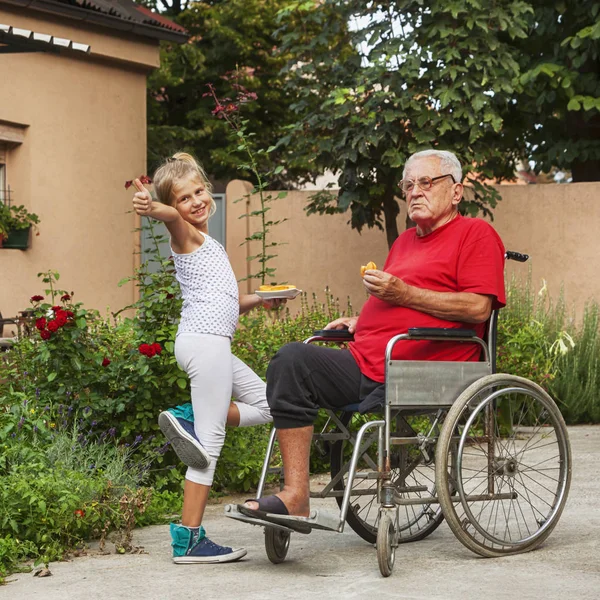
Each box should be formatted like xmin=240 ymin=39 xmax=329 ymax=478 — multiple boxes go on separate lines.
xmin=0 ymin=0 xmax=188 ymax=44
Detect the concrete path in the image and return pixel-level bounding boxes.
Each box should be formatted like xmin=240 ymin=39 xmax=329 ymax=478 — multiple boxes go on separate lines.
xmin=4 ymin=426 xmax=599 ymax=600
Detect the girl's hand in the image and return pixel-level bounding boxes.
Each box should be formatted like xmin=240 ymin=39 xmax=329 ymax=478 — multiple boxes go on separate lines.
xmin=132 ymin=179 xmax=153 ymax=216
xmin=262 ymin=298 xmax=287 ymax=310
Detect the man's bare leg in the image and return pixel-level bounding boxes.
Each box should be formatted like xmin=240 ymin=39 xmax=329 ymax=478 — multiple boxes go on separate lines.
xmin=246 ymin=425 xmax=313 ymax=517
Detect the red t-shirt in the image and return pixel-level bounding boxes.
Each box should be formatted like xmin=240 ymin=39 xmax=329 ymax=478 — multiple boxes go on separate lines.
xmin=349 ymin=215 xmax=506 ymax=382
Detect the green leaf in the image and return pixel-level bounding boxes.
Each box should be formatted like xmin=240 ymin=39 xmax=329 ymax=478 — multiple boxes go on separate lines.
xmin=47 ymin=372 xmax=57 ymax=382
xmin=582 ymin=97 xmax=596 ymax=111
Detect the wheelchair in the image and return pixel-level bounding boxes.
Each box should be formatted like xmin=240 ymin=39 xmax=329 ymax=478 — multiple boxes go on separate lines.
xmin=225 ymin=251 xmax=572 ymax=577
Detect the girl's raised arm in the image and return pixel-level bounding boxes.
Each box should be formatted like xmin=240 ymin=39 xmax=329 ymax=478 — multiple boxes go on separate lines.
xmin=132 ymin=179 xmax=196 ymax=251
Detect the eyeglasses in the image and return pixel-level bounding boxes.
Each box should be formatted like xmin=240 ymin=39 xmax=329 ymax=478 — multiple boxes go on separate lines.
xmin=399 ymin=174 xmax=456 ymax=195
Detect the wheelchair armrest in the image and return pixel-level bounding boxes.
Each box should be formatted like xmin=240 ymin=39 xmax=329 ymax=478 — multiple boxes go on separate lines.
xmin=505 ymin=250 xmax=529 ymax=263
xmin=311 ymin=329 xmax=355 ymax=342
xmin=407 ymin=327 xmax=478 ymax=339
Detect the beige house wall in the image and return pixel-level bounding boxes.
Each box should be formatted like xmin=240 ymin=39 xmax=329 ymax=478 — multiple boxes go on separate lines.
xmin=0 ymin=8 xmax=158 ymax=323
xmin=226 ymin=181 xmax=600 ymax=319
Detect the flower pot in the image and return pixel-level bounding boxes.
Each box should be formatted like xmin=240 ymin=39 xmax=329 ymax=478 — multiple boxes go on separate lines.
xmin=2 ymin=226 xmax=31 ymax=249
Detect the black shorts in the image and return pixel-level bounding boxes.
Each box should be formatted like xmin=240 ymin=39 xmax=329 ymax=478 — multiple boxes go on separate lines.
xmin=266 ymin=342 xmax=384 ymax=429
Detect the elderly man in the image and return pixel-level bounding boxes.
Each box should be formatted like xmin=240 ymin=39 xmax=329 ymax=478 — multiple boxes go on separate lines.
xmin=242 ymin=149 xmax=506 ymax=519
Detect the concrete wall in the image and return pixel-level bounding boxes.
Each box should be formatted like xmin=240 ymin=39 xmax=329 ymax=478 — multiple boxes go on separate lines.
xmin=0 ymin=7 xmax=157 ymax=323
xmin=226 ymin=180 xmax=600 ymax=319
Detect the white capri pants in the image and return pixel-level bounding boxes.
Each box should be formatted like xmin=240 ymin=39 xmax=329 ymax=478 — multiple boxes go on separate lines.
xmin=175 ymin=333 xmax=271 ymax=486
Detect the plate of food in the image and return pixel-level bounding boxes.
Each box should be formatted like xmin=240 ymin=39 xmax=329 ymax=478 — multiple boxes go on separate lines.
xmin=255 ymin=284 xmax=303 ymax=299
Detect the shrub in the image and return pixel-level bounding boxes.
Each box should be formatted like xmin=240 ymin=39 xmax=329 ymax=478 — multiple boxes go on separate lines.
xmin=0 ymin=416 xmax=180 ymax=580
xmin=497 ymin=276 xmax=599 ymax=423
xmin=548 ymin=303 xmax=600 ymax=423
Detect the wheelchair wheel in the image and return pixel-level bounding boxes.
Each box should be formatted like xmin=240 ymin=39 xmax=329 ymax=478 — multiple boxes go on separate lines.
xmin=377 ymin=511 xmax=396 ymax=578
xmin=436 ymin=374 xmax=571 ymax=558
xmin=330 ymin=412 xmax=446 ymax=544
xmin=264 ymin=527 xmax=291 ymax=564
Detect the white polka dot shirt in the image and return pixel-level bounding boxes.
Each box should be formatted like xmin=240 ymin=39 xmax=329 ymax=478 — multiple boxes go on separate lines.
xmin=172 ymin=233 xmax=239 ymax=339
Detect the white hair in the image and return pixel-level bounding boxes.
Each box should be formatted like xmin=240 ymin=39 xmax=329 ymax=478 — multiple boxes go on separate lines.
xmin=403 ymin=150 xmax=463 ymax=183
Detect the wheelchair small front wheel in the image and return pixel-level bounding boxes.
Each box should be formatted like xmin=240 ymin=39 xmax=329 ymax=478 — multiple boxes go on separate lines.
xmin=265 ymin=527 xmax=291 ymax=564
xmin=377 ymin=511 xmax=396 ymax=577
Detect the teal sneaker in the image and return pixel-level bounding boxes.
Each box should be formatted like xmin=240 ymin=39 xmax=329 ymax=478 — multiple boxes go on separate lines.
xmin=170 ymin=523 xmax=247 ymax=564
xmin=159 ymin=407 xmax=210 ymax=470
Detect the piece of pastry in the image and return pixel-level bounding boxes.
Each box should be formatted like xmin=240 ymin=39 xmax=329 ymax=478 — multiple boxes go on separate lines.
xmin=360 ymin=261 xmax=377 ymax=277
xmin=258 ymin=284 xmax=296 ymax=291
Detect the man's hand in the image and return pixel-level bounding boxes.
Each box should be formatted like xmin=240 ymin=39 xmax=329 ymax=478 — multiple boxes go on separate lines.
xmin=132 ymin=179 xmax=153 ymax=216
xmin=363 ymin=270 xmax=409 ymax=305
xmin=324 ymin=316 xmax=359 ymax=334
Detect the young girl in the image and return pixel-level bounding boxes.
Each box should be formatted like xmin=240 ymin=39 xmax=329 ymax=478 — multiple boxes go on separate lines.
xmin=132 ymin=152 xmax=280 ymax=564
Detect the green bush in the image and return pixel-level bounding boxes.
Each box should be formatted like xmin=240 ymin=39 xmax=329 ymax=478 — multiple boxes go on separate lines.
xmin=0 ymin=418 xmax=180 ymax=581
xmin=549 ymin=303 xmax=600 ymax=423
xmin=497 ymin=276 xmax=599 ymax=423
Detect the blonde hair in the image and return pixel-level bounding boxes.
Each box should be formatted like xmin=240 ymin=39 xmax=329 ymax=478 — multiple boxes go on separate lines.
xmin=152 ymin=152 xmax=216 ymax=217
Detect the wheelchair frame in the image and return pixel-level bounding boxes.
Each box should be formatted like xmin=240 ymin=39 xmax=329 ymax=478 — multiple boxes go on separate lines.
xmin=225 ymin=251 xmax=572 ymax=576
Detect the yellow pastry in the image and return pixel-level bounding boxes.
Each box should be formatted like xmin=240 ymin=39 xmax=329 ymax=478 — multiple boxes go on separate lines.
xmin=258 ymin=284 xmax=296 ymax=291
xmin=360 ymin=261 xmax=377 ymax=277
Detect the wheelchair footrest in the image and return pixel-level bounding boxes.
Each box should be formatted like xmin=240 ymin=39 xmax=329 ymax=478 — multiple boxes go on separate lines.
xmin=223 ymin=506 xmax=298 ymax=534
xmin=223 ymin=504 xmax=343 ymax=534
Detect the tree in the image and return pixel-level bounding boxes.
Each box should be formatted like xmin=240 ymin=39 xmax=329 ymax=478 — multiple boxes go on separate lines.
xmin=277 ymin=0 xmax=599 ymax=247
xmin=146 ymin=0 xmax=344 ymax=187
xmin=277 ymin=0 xmax=532 ymax=248
xmin=138 ymin=0 xmax=193 ymax=17
xmin=513 ymin=1 xmax=600 ymax=181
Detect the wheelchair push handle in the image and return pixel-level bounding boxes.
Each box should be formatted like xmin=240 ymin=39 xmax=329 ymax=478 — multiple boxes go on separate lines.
xmin=505 ymin=250 xmax=529 ymax=262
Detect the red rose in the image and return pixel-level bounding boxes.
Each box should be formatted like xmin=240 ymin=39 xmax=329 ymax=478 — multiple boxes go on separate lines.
xmin=35 ymin=317 xmax=47 ymax=331
xmin=40 ymin=329 xmax=51 ymax=340
xmin=138 ymin=343 xmax=151 ymax=356
xmin=166 ymin=293 xmax=174 ymax=299
xmin=55 ymin=310 xmax=68 ymax=327
xmin=52 ymin=306 xmax=61 ymax=312
xmin=30 ymin=295 xmax=44 ymax=302
xmin=151 ymin=342 xmax=162 ymax=355
xmin=102 ymin=357 xmax=111 ymax=367
xmin=66 ymin=310 xmax=75 ymax=318
xmin=47 ymin=320 xmax=59 ymax=332
xmin=125 ymin=180 xmax=133 ymax=189
xmin=147 ymin=346 xmax=156 ymax=357
xmin=139 ymin=175 xmax=152 ymax=184
xmin=74 ymin=509 xmax=85 ymax=518
xmin=61 ymin=294 xmax=71 ymax=302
